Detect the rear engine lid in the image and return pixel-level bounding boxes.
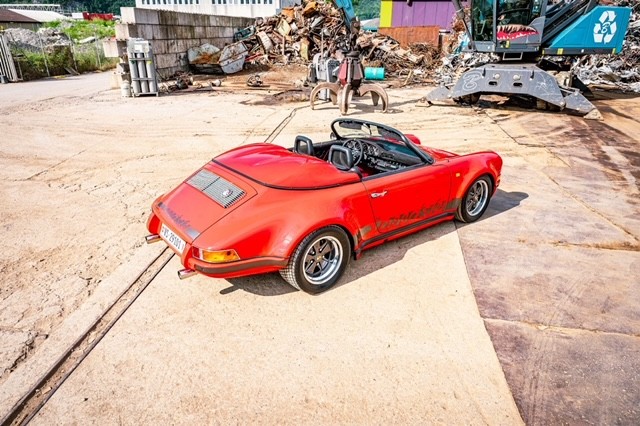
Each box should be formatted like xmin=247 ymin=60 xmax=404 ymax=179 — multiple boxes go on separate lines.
xmin=153 ymin=165 xmax=257 ymax=242
xmin=215 ymin=143 xmax=360 ymax=189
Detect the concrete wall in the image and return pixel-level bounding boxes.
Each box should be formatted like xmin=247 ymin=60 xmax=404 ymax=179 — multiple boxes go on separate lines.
xmin=116 ymin=7 xmax=253 ymax=78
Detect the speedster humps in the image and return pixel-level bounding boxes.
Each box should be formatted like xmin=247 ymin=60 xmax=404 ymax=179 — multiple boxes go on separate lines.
xmin=146 ymin=119 xmax=502 ymax=294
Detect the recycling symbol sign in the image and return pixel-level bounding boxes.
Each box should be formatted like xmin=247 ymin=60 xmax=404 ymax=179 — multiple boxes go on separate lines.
xmin=593 ymin=10 xmax=617 ymax=44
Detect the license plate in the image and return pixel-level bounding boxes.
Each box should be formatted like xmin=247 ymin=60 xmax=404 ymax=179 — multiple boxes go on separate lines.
xmin=160 ymin=223 xmax=186 ymax=255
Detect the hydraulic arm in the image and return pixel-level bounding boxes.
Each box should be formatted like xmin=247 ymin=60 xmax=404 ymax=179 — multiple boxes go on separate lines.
xmin=308 ymin=0 xmax=389 ymax=114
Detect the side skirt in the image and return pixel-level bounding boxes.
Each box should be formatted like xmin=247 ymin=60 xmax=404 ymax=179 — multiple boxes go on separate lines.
xmin=354 ymin=212 xmax=455 ymax=258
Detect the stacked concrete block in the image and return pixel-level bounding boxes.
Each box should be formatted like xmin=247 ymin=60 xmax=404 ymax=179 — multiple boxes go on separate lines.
xmin=116 ymin=7 xmax=253 ymax=78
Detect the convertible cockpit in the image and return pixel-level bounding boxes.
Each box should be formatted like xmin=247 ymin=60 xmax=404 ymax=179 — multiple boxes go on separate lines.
xmin=291 ymin=118 xmax=432 ymax=177
xmin=341 ymin=138 xmax=423 ymax=174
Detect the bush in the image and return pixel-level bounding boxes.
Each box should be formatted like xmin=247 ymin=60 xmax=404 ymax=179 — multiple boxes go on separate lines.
xmin=11 ymin=44 xmax=117 ymax=80
xmin=44 ymin=19 xmax=115 ymax=41
xmin=10 ymin=20 xmax=118 ymax=80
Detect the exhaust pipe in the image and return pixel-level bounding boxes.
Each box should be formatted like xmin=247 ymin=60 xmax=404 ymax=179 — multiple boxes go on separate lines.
xmin=145 ymin=234 xmax=162 ymax=244
xmin=178 ymin=269 xmax=197 ymax=280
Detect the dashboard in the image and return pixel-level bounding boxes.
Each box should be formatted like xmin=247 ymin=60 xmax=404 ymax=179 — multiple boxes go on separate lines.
xmin=342 ymin=139 xmax=423 ymax=173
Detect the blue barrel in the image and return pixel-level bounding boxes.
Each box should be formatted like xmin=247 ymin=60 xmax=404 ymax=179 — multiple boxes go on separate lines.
xmin=364 ymin=67 xmax=385 ymax=80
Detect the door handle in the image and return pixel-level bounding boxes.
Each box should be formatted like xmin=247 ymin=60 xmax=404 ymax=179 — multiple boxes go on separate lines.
xmin=371 ymin=191 xmax=387 ymax=198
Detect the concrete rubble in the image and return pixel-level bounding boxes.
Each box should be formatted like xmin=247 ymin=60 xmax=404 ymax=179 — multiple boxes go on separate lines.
xmin=3 ymin=28 xmax=71 ymax=53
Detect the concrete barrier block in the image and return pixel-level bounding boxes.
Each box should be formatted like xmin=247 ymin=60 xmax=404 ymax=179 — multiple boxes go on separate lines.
xmin=212 ymin=37 xmax=227 ymax=47
xmin=137 ymin=25 xmax=155 ymax=40
xmin=115 ymin=23 xmax=138 ymax=40
xmin=155 ymin=52 xmax=180 ymax=69
xmin=121 ymin=7 xmax=136 ymax=24
xmin=177 ymin=39 xmax=197 ymax=53
xmin=152 ymin=25 xmax=169 ymax=40
xmin=195 ymin=14 xmax=209 ymax=26
xmin=159 ymin=10 xmax=178 ymax=26
xmin=151 ymin=39 xmax=170 ymax=54
xmin=209 ymin=15 xmax=222 ymax=26
xmin=102 ymin=39 xmax=127 ymax=58
xmin=205 ymin=26 xmax=218 ymax=38
xmin=221 ymin=27 xmax=234 ymax=39
xmin=194 ymin=26 xmax=207 ymax=39
xmin=166 ymin=38 xmax=178 ymax=52
xmin=137 ymin=9 xmax=160 ymax=25
xmin=177 ymin=12 xmax=194 ymax=26
xmin=175 ymin=25 xmax=197 ymax=39
xmin=157 ymin=64 xmax=184 ymax=80
xmin=231 ymin=17 xmax=249 ymax=28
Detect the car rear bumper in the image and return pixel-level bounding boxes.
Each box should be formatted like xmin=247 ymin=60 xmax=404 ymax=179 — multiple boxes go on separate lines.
xmin=189 ymin=256 xmax=288 ymax=279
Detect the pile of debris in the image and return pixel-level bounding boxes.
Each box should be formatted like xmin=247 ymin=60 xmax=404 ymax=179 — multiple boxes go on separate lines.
xmin=4 ymin=27 xmax=71 ymax=53
xmin=576 ymin=3 xmax=640 ymax=92
xmin=234 ymin=0 xmax=438 ymax=80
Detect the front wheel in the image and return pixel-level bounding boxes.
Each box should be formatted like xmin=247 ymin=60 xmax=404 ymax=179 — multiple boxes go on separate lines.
xmin=280 ymin=226 xmax=351 ymax=294
xmin=456 ymin=176 xmax=492 ymax=223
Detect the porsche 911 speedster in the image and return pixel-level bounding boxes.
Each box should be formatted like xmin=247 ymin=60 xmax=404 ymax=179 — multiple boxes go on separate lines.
xmin=145 ymin=119 xmax=502 ymax=294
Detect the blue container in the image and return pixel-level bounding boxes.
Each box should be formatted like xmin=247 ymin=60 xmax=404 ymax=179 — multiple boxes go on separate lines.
xmin=364 ymin=67 xmax=385 ymax=80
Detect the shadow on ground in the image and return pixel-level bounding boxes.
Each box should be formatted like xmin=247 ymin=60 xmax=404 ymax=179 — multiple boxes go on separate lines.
xmin=223 ymin=189 xmax=527 ymax=296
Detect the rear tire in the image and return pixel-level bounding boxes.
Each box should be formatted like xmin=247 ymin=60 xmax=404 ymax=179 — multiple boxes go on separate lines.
xmin=280 ymin=226 xmax=351 ymax=294
xmin=455 ymin=176 xmax=492 ymax=223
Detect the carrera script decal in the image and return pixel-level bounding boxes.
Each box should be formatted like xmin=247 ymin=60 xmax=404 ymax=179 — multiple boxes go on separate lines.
xmin=375 ymin=199 xmax=460 ymax=232
xmin=157 ymin=201 xmax=200 ymax=239
xmin=356 ymin=224 xmax=375 ymax=245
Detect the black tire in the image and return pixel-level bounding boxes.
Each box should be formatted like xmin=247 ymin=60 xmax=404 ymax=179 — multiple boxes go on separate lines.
xmin=280 ymin=226 xmax=351 ymax=294
xmin=455 ymin=175 xmax=493 ymax=223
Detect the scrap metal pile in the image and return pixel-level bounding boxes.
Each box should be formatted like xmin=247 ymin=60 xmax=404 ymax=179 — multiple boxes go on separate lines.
xmin=577 ymin=1 xmax=640 ymax=92
xmin=239 ymin=0 xmax=439 ymax=80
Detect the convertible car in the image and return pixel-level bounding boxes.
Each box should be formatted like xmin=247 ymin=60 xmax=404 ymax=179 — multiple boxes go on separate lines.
xmin=145 ymin=119 xmax=502 ymax=294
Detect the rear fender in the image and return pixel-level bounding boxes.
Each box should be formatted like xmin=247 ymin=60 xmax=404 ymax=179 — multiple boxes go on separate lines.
xmin=193 ymin=184 xmax=375 ymax=261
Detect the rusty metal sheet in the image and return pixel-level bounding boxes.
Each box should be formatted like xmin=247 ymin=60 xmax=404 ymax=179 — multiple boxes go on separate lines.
xmin=378 ymin=26 xmax=440 ymax=48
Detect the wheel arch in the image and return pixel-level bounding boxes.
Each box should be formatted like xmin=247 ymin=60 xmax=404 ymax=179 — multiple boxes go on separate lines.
xmin=285 ymin=220 xmax=357 ymax=261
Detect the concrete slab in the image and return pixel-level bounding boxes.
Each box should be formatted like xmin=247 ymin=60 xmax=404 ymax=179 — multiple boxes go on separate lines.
xmin=31 ymin=224 xmax=522 ymax=424
xmin=456 ymin=98 xmax=640 ymax=424
xmin=485 ymin=319 xmax=640 ymax=425
xmin=0 ymin=243 xmax=163 ymax=417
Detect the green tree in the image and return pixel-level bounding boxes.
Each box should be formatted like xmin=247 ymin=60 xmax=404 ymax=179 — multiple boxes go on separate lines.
xmin=353 ymin=0 xmax=380 ymax=20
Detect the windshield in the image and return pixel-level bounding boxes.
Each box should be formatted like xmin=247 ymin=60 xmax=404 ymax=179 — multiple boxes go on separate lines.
xmin=331 ymin=119 xmax=405 ymax=144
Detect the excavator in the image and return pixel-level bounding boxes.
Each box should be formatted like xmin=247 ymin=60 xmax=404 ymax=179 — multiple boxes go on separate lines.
xmin=427 ymin=0 xmax=632 ymax=116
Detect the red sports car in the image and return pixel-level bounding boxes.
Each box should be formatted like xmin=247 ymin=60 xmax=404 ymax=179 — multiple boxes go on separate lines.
xmin=146 ymin=119 xmax=502 ymax=294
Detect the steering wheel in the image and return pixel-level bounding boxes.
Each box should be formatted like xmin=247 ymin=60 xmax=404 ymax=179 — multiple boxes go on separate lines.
xmin=342 ymin=139 xmax=364 ymax=166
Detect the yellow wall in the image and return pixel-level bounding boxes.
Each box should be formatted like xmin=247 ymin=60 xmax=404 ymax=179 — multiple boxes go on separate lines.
xmin=380 ymin=0 xmax=393 ymax=28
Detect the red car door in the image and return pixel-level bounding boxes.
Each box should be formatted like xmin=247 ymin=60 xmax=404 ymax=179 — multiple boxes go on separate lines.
xmin=362 ymin=164 xmax=452 ymax=234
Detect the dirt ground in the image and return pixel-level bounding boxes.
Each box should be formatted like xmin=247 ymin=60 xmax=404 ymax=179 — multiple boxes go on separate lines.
xmin=0 ymin=70 xmax=638 ymax=424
